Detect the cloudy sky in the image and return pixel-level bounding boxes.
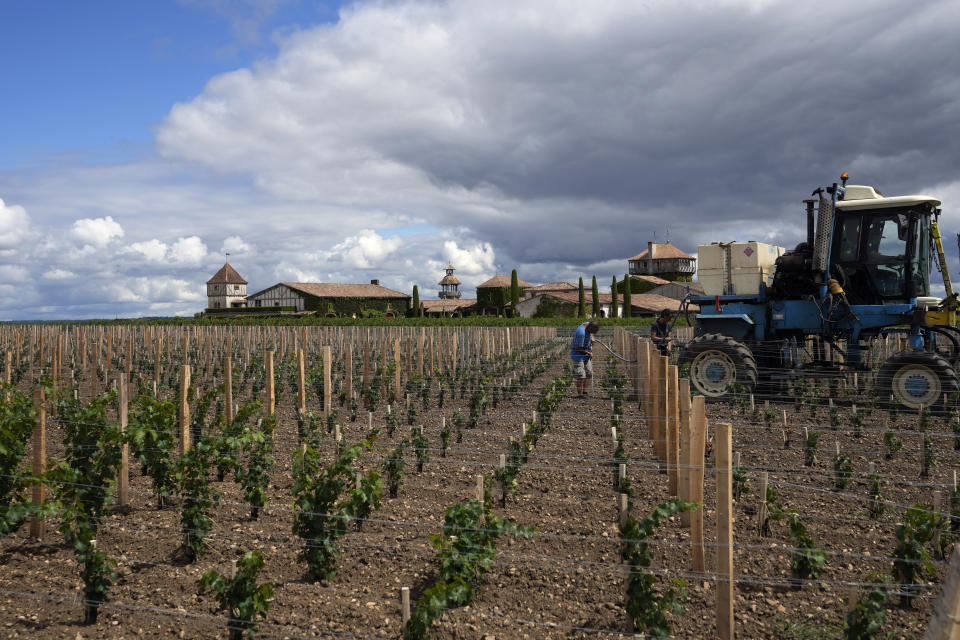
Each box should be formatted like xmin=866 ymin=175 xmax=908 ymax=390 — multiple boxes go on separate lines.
xmin=1 ymin=0 xmax=958 ymax=319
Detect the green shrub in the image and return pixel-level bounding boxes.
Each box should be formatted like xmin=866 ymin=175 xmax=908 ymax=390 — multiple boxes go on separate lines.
xmin=620 ymin=499 xmax=698 ymax=637
xmin=198 ymin=550 xmax=273 ymax=640
xmin=175 ymin=438 xmax=219 ymax=561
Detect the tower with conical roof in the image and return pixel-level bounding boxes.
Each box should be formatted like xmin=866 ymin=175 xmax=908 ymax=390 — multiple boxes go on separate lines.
xmin=206 ymin=259 xmax=248 ymax=309
xmin=438 ymin=264 xmax=462 ymax=299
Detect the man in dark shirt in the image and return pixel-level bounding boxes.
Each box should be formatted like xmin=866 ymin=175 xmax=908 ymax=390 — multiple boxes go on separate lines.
xmin=651 ymin=309 xmax=673 ymax=356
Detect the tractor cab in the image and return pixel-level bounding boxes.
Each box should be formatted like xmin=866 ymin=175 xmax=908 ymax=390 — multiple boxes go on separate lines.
xmin=831 ymin=186 xmax=939 ymax=306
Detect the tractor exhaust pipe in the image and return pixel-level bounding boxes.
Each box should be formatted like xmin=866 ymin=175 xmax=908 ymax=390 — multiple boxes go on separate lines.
xmin=804 ymin=198 xmax=815 ymax=247
xmin=812 ymin=191 xmax=834 ymax=281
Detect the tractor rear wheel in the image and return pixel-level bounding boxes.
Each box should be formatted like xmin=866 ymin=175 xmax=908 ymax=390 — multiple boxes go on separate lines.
xmin=679 ymin=334 xmax=757 ymax=399
xmin=876 ymin=350 xmax=959 ymax=413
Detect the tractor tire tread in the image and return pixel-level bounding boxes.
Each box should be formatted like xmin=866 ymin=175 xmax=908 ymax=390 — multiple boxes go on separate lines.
xmin=876 ymin=350 xmax=959 ymax=414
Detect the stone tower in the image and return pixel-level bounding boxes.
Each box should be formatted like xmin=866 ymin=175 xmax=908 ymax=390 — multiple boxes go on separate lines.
xmin=206 ymin=261 xmax=248 ymax=309
xmin=438 ymin=263 xmax=462 ymax=299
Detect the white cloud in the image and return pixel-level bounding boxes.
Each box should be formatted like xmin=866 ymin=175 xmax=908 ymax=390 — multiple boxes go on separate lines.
xmin=442 ymin=240 xmax=495 ymax=275
xmin=127 ymin=239 xmax=169 ymax=262
xmin=71 ymin=216 xmax=124 ymax=247
xmin=170 ymin=236 xmax=208 ymax=265
xmin=0 ymin=198 xmax=30 ymax=250
xmin=0 ymin=265 xmax=29 ymax=282
xmin=331 ymin=229 xmax=402 ymax=269
xmin=0 ymin=0 xmax=958 ymax=320
xmin=221 ymin=235 xmax=252 ymax=255
xmin=128 ymin=276 xmax=205 ymax=303
xmin=42 ymin=268 xmax=76 ymax=280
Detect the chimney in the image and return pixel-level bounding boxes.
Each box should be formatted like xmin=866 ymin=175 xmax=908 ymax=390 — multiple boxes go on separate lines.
xmin=370 ymin=279 xmax=380 ymax=286
xmin=647 ymin=241 xmax=655 ymax=273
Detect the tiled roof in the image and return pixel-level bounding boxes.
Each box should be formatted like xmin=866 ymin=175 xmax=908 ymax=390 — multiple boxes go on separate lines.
xmin=527 ymin=281 xmax=577 ymax=291
xmin=421 ymin=299 xmax=477 ymax=312
xmin=477 ymin=275 xmax=533 ymax=288
xmin=630 ymin=275 xmax=671 ymax=286
xmin=206 ymin=262 xmax=247 ymax=285
xmin=248 ymin=282 xmax=410 ymax=299
xmin=530 ymin=291 xmax=614 ymax=305
xmin=438 ymin=275 xmax=461 ymax=285
xmin=628 ymin=243 xmax=695 ymax=261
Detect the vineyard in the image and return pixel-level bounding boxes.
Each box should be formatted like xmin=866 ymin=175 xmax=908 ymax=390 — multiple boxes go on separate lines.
xmin=0 ymin=323 xmax=954 ymax=639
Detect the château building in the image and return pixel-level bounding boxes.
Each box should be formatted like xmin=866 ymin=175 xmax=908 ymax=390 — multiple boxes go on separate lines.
xmin=438 ymin=264 xmax=462 ymax=299
xmin=206 ymin=261 xmax=248 ymax=309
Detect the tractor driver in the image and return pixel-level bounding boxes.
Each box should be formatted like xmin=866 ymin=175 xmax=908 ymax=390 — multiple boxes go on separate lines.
xmin=570 ymin=321 xmax=600 ymax=397
xmin=651 ymin=309 xmax=673 ymax=356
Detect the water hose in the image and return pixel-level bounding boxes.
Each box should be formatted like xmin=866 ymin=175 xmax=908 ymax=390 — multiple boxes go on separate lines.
xmin=593 ymin=338 xmax=638 ymax=363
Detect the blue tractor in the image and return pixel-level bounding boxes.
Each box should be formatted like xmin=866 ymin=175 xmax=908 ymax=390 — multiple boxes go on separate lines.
xmin=679 ymin=173 xmax=960 ymax=411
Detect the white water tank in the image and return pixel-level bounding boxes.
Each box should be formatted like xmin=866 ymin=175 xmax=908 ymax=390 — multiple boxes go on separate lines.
xmin=698 ymin=242 xmax=785 ymax=295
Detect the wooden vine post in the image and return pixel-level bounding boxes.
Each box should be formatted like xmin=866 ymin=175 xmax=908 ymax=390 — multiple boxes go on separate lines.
xmin=715 ymin=421 xmax=734 ymax=640
xmin=266 ymin=351 xmax=275 ymax=416
xmin=362 ymin=341 xmax=370 ymax=393
xmin=30 ymin=386 xmax=46 ymax=539
xmin=690 ymin=395 xmax=706 ymax=571
xmin=154 ymin=338 xmax=162 ymax=393
xmin=632 ymin=335 xmax=642 ymax=403
xmin=323 ymin=345 xmax=332 ymax=418
xmin=667 ymin=363 xmax=679 ymax=494
xmin=225 ymin=355 xmax=234 ymax=424
xmin=756 ymin=471 xmax=769 ymax=537
xmin=345 ymin=347 xmax=353 ymax=402
xmin=926 ymin=543 xmax=960 ymax=640
xmin=393 ymin=340 xmax=402 ymax=398
xmin=297 ymin=349 xmax=307 ymax=415
xmin=3 ymin=351 xmax=10 ymax=401
xmin=405 ymin=338 xmax=412 ymax=379
xmin=179 ymin=364 xmax=191 ymax=453
xmin=118 ymin=374 xmax=130 ymax=507
xmin=659 ymin=355 xmax=670 ymax=471
xmin=451 ymin=332 xmax=458 ymax=377
xmin=649 ymin=346 xmax=660 ymax=455
xmin=678 ymin=378 xmax=691 ymax=526
xmin=401 ymin=586 xmax=411 ymax=624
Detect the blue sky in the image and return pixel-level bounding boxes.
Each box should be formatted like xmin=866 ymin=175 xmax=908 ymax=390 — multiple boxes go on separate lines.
xmin=0 ymin=1 xmax=342 ymax=168
xmin=0 ymin=0 xmax=957 ymax=320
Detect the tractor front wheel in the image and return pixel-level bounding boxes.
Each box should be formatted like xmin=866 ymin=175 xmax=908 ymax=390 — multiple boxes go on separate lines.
xmin=876 ymin=350 xmax=959 ymax=413
xmin=679 ymin=334 xmax=757 ymax=399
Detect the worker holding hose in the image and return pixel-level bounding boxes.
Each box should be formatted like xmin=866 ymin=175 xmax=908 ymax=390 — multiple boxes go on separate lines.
xmin=570 ymin=321 xmax=600 ymax=397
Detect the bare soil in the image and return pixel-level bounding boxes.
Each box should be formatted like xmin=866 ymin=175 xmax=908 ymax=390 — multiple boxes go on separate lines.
xmin=0 ymin=347 xmax=943 ymax=639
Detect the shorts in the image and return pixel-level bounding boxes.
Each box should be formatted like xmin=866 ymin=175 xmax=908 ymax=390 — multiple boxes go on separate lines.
xmin=572 ymin=359 xmax=593 ymax=379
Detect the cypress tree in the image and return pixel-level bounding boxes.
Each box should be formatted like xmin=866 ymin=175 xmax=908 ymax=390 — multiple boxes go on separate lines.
xmin=622 ymin=274 xmax=632 ymax=318
xmin=510 ymin=269 xmax=520 ymax=317
xmin=577 ymin=277 xmax=586 ymax=318
xmin=412 ymin=285 xmax=420 ymax=317
xmin=591 ymin=275 xmax=600 ymax=317
xmin=610 ymin=275 xmax=619 ymax=318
